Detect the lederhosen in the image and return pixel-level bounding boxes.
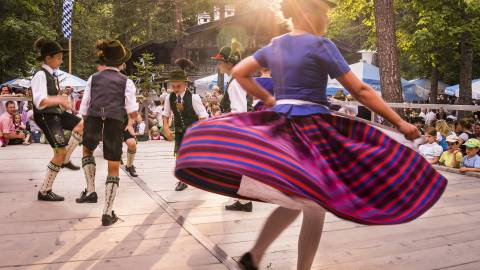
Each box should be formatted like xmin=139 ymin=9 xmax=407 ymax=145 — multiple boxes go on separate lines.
xmin=220 ymin=78 xmax=253 ymax=113
xmin=82 ymin=69 xmax=127 ymax=161
xmin=33 ymin=67 xmax=81 ymax=148
xmin=169 ymin=90 xmax=199 ymax=154
xmin=122 ymin=114 xmax=135 ymax=142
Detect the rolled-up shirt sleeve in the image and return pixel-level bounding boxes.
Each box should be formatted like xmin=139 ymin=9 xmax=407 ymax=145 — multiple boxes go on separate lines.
xmin=162 ymin=94 xmax=172 ymax=118
xmin=229 ymin=80 xmax=248 ymax=113
xmin=31 ymin=71 xmax=48 ymax=109
xmin=192 ymin=94 xmax=209 ymax=119
xmin=125 ymin=79 xmax=139 ymax=113
xmin=79 ymin=77 xmax=92 ymax=116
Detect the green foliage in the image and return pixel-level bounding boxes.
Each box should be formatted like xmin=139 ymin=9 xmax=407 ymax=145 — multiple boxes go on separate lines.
xmin=131 ymin=53 xmax=163 ymax=97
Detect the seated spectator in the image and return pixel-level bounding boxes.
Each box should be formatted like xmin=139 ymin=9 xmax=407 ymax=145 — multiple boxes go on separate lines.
xmin=418 ymin=127 xmax=443 ymax=164
xmin=135 ymin=115 xmax=149 ymax=142
xmin=459 ymin=138 xmax=480 ymax=173
xmin=439 ymin=134 xmax=462 ymax=168
xmin=411 ymin=117 xmax=425 ymax=135
xmin=436 ymin=120 xmax=455 ymax=151
xmin=0 ymin=101 xmax=25 ymax=146
xmin=27 ymin=105 xmax=42 ymax=143
xmin=150 ymin=126 xmax=162 ymax=140
xmin=211 ymin=105 xmax=222 ymax=117
xmin=473 ymin=122 xmax=480 ymax=139
xmin=13 ymin=113 xmax=30 ymax=145
xmin=425 ymin=109 xmax=437 ymax=126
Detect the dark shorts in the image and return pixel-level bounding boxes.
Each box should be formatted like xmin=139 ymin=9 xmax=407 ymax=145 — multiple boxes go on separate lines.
xmin=83 ymin=116 xmax=123 ymax=161
xmin=174 ymin=131 xmax=185 ymax=155
xmin=122 ymin=130 xmax=135 ymax=142
xmin=34 ymin=112 xmax=81 ymax=148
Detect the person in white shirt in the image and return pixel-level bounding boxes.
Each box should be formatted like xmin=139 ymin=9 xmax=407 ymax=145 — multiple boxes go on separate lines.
xmin=31 ymin=38 xmax=84 ymax=202
xmin=77 ymin=40 xmax=138 ymax=226
xmin=162 ymin=68 xmax=208 ymax=191
xmin=212 ymin=40 xmax=253 ymax=212
xmin=419 ymin=127 xmax=444 ymax=164
xmin=424 ymin=110 xmax=437 ymax=126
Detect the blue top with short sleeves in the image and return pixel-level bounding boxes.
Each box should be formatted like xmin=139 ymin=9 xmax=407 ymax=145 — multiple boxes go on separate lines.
xmin=253 ymin=34 xmax=350 ymax=116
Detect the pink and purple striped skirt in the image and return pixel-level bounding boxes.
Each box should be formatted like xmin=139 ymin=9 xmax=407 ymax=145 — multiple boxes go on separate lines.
xmin=174 ymin=111 xmax=447 ymax=225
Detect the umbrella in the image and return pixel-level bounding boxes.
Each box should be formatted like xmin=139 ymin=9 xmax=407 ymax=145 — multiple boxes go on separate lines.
xmin=194 ymin=73 xmax=230 ymax=96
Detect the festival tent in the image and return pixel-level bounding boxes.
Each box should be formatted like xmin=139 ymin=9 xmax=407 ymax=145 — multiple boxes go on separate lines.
xmin=327 ymin=61 xmax=426 ymax=102
xmin=3 ymin=70 xmax=87 ymax=91
xmin=194 ymin=73 xmax=230 ymax=96
xmin=444 ymin=79 xmax=480 ymax=100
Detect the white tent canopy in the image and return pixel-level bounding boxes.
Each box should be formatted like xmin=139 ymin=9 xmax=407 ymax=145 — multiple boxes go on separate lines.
xmin=3 ymin=70 xmax=87 ymax=91
xmin=194 ymin=73 xmax=230 ymax=97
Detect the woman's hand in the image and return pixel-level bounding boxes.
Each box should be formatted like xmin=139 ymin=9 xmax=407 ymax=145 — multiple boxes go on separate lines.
xmin=397 ymin=121 xmax=421 ymax=141
xmin=263 ymin=96 xmax=276 ymax=108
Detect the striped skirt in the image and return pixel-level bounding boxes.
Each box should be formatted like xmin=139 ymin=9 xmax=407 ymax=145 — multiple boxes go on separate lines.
xmin=174 ymin=111 xmax=447 ymax=225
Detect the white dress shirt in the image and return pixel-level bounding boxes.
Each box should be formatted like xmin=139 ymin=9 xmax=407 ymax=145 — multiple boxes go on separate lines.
xmin=162 ymin=91 xmax=209 ymax=119
xmin=79 ymin=67 xmax=139 ymax=116
xmin=227 ymin=79 xmax=248 ymax=113
xmin=31 ymin=64 xmax=59 ymax=110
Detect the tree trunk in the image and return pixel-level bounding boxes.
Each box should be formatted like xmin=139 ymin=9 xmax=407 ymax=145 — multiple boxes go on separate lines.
xmin=458 ymin=31 xmax=473 ymax=119
xmin=174 ymin=0 xmax=185 ymax=58
xmin=430 ymin=66 xmax=439 ymax=104
xmin=373 ymin=0 xmax=404 ymax=104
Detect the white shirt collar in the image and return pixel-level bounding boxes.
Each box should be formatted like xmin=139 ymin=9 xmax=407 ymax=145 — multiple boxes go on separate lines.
xmin=41 ymin=64 xmax=56 ymax=75
xmin=103 ymin=67 xmax=120 ymax=72
xmin=174 ymin=90 xmax=187 ymax=98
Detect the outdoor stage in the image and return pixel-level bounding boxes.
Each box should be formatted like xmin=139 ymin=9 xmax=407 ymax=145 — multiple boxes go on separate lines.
xmin=1 ymin=142 xmax=479 ymax=270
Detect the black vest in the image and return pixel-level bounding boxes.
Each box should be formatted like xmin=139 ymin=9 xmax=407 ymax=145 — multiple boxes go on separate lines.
xmin=33 ymin=68 xmax=62 ymax=115
xmin=169 ymin=90 xmax=199 ymax=133
xmin=220 ymin=78 xmax=253 ymax=113
xmin=87 ymin=69 xmax=128 ymax=121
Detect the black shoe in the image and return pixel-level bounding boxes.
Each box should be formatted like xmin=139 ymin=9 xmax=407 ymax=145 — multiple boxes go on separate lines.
xmin=38 ymin=190 xmax=65 ymax=201
xmin=125 ymin=165 xmax=138 ymax=177
xmin=102 ymin=211 xmax=119 ymax=226
xmin=75 ymin=189 xmax=98 ymax=203
xmin=239 ymin=252 xmax=258 ymax=270
xmin=225 ymin=201 xmax=253 ymax=212
xmin=62 ymin=161 xmax=80 ymax=171
xmin=175 ymin=181 xmax=188 ymax=191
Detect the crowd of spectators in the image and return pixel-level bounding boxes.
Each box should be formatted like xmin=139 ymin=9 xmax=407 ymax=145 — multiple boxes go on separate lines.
xmin=2 ymin=82 xmax=480 ymax=174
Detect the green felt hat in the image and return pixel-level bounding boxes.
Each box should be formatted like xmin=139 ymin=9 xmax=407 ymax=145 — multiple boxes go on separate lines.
xmin=211 ymin=40 xmax=242 ymax=65
xmin=167 ymin=70 xmax=190 ymax=82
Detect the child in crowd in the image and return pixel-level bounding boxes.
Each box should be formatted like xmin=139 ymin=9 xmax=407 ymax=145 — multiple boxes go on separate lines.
xmin=150 ymin=126 xmax=162 ymax=140
xmin=459 ymin=138 xmax=480 ymax=173
xmin=419 ymin=127 xmax=443 ymax=164
xmin=436 ymin=120 xmax=455 ymax=151
xmin=13 ymin=113 xmax=30 ymax=145
xmin=439 ymin=134 xmax=462 ymax=168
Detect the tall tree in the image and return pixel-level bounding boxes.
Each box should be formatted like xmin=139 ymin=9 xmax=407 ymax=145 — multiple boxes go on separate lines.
xmin=373 ymin=0 xmax=404 ymax=103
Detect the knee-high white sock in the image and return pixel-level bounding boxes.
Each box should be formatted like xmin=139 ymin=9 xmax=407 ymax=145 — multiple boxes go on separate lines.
xmin=103 ymin=176 xmax=120 ymax=215
xmin=126 ymin=149 xmax=136 ymax=167
xmin=82 ymin=156 xmax=96 ymax=194
xmin=64 ymin=132 xmax=82 ymax=164
xmin=40 ymin=162 xmax=61 ymax=193
xmin=297 ymin=209 xmax=326 ymax=270
xmin=250 ymin=207 xmax=301 ymax=266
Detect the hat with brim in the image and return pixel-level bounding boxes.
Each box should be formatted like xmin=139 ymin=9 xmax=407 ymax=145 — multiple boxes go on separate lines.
xmin=166 ymin=70 xmax=190 ymax=83
xmin=446 ymin=134 xmax=459 ymax=143
xmin=96 ymin=40 xmax=131 ymax=67
xmin=36 ymin=40 xmax=69 ymax=61
xmin=464 ymin=138 xmax=480 ymax=148
xmin=210 ymin=42 xmax=242 ymax=65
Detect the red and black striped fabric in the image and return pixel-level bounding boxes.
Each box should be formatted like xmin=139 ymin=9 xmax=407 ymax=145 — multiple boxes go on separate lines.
xmin=175 ymin=111 xmax=447 ymax=225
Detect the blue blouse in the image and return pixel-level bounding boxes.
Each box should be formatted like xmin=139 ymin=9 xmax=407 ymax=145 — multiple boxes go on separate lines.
xmin=253 ymin=34 xmax=350 ymax=116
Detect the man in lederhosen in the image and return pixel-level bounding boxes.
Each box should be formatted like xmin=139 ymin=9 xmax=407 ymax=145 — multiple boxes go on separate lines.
xmin=31 ymin=37 xmax=84 ymax=202
xmin=77 ymin=40 xmax=138 ymax=226
xmin=162 ymin=68 xmax=208 ymax=191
